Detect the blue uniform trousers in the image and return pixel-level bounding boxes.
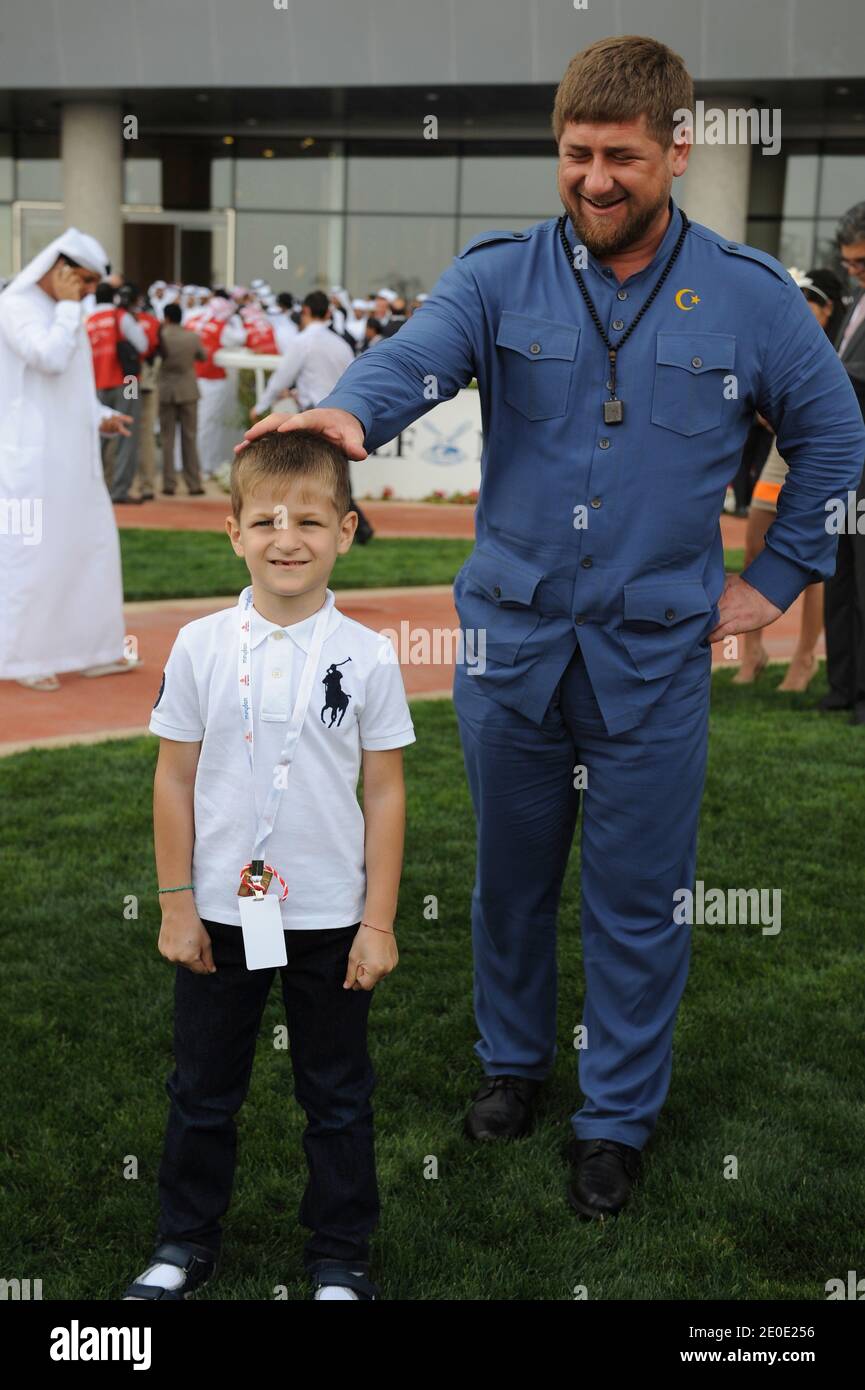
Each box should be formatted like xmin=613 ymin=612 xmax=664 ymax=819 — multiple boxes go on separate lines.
xmin=453 ymin=639 xmax=712 ymax=1150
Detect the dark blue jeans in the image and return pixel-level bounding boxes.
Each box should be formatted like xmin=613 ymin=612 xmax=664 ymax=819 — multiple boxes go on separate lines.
xmin=155 ymin=919 xmax=378 ymax=1274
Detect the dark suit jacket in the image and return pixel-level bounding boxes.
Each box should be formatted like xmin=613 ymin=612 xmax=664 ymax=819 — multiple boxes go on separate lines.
xmin=837 ymin=290 xmax=865 ymax=419
xmin=157 ymin=323 xmax=206 ymax=404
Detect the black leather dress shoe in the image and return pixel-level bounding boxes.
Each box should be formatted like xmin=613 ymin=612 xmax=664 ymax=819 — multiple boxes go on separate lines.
xmin=818 ymin=692 xmax=852 ymax=711
xmin=850 ymin=704 xmax=865 ymax=725
xmin=464 ymin=1075 xmax=541 ymax=1141
xmin=566 ymin=1137 xmax=641 ymax=1218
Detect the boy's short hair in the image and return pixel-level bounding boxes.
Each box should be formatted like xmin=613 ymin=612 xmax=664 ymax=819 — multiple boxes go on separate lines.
xmin=230 ymin=429 xmax=353 ymax=522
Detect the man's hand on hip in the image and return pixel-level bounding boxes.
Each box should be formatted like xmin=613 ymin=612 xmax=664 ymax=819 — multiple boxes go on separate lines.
xmin=234 ymin=407 xmax=368 ymax=459
xmin=707 ymin=573 xmax=783 ymax=644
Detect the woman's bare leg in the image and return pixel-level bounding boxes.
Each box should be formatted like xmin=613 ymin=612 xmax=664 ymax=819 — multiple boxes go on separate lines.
xmin=777 ymin=582 xmax=823 ymax=691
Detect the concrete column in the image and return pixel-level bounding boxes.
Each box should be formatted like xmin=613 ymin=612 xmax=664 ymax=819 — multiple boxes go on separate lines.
xmin=61 ymin=102 xmax=123 ymax=270
xmin=674 ymin=96 xmax=753 ymax=243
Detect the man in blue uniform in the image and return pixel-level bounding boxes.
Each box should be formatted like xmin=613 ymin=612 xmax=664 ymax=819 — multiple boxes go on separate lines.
xmin=239 ymin=36 xmax=865 ymax=1217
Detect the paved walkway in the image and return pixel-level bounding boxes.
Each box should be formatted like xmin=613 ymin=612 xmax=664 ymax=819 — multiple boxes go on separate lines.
xmin=113 ymin=488 xmax=747 ymax=550
xmin=116 ymin=489 xmax=478 ymax=537
xmin=1 ymin=576 xmax=820 ymax=757
xmin=0 ymin=488 xmax=783 ymax=757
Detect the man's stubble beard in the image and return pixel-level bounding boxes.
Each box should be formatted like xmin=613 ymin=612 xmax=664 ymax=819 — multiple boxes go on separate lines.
xmin=562 ymin=184 xmax=671 ymax=258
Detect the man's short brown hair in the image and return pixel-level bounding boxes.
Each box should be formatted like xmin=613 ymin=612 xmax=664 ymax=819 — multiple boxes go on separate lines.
xmin=551 ymin=35 xmax=694 ymax=150
xmin=230 ymin=429 xmax=353 ymax=521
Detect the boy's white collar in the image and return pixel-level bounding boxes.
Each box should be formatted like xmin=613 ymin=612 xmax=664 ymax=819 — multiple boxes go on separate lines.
xmin=243 ymin=586 xmax=339 ymax=653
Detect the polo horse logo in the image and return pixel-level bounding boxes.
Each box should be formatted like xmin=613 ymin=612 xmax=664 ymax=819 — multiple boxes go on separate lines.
xmin=321 ymin=658 xmax=352 ymax=727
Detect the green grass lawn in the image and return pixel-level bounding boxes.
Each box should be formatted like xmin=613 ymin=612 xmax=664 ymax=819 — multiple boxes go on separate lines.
xmin=119 ymin=530 xmax=474 ymax=600
xmin=119 ymin=528 xmax=745 ymax=600
xmin=2 ymin=665 xmax=862 ymax=1301
xmin=725 ymin=546 xmax=744 ymax=573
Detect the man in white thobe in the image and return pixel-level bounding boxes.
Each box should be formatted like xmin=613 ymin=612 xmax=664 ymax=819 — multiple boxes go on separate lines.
xmin=0 ymin=228 xmax=138 ymax=692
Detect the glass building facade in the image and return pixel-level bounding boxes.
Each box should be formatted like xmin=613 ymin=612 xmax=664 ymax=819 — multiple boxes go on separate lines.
xmin=2 ymin=129 xmax=865 ymax=291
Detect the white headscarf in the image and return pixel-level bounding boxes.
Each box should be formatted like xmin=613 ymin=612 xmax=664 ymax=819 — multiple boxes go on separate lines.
xmin=209 ymin=294 xmax=239 ymax=322
xmin=329 ymin=285 xmax=352 ymax=317
xmin=4 ymin=227 xmax=109 ymax=296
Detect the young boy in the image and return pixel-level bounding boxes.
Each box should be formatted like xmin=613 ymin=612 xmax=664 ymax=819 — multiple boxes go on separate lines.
xmin=123 ymin=430 xmax=415 ymax=1302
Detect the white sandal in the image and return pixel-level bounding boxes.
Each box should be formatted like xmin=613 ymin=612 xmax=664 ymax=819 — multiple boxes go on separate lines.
xmin=16 ymin=674 xmax=60 ymax=692
xmin=80 ymin=656 xmax=142 ymax=677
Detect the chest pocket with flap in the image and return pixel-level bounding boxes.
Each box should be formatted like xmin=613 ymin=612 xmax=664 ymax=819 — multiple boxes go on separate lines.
xmin=651 ymin=332 xmax=736 ymax=437
xmin=495 ymin=311 xmax=580 ymax=421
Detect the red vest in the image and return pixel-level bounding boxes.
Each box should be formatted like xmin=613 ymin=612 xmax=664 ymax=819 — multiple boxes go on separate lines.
xmin=193 ymin=316 xmax=228 ymax=380
xmin=87 ymin=306 xmax=125 ymax=390
xmin=241 ymin=310 xmax=278 ymax=356
xmin=138 ymin=310 xmax=161 ymax=359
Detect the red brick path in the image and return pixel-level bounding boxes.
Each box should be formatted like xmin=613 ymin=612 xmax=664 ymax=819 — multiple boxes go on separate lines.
xmin=1 ymin=575 xmax=822 ymax=756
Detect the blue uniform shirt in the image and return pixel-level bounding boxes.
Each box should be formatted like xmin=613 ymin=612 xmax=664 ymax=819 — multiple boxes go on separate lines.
xmin=320 ymin=197 xmax=865 ymax=733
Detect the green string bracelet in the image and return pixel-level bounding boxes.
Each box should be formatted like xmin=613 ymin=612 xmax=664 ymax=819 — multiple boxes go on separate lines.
xmin=158 ymin=884 xmax=194 ymax=894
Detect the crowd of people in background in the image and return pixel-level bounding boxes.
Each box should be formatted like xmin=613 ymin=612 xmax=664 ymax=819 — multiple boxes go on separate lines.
xmin=2 ymin=198 xmax=865 ymax=715
xmin=73 ymin=274 xmax=429 ymax=506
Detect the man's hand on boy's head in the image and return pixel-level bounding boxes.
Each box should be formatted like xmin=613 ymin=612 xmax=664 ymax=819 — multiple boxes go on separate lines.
xmin=235 ymin=407 xmax=368 ymax=460
xmin=343 ymin=924 xmax=398 ymax=991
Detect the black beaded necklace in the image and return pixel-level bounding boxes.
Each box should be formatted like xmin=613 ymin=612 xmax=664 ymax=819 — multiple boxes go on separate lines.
xmin=557 ymin=207 xmax=691 ymax=424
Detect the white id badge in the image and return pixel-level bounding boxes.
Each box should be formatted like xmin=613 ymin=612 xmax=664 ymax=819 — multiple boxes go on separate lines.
xmin=239 ymin=893 xmax=287 ymax=969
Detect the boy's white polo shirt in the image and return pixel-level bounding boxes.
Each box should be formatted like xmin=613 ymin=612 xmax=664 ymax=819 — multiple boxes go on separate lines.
xmin=149 ymin=587 xmax=415 ymax=930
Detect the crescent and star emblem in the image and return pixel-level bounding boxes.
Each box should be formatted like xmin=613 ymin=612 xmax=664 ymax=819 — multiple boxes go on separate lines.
xmin=675 ymin=288 xmax=700 ymax=311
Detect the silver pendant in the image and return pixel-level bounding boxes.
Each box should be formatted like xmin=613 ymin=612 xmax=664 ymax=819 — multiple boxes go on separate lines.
xmin=604 ymin=398 xmax=624 ymax=424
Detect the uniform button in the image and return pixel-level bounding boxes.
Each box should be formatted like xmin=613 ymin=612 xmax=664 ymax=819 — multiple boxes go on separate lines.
xmin=617 ymin=289 xmax=628 ymax=300
xmin=590 ymin=497 xmax=602 ymax=508
xmin=493 ymin=584 xmax=502 ymax=598
xmin=513 ymin=232 xmax=525 ymax=239
xmin=612 ymin=318 xmax=624 ymax=330
xmin=665 ymin=608 xmax=676 ymax=621
xmin=691 ymin=356 xmax=702 ymax=369
xmin=599 ymin=438 xmax=610 ymax=449
xmin=581 ymin=557 xmax=593 ymax=569
xmin=575 ymin=614 xmax=585 ymax=625
xmin=271 ymin=630 xmax=285 ymax=640
xmin=606 ymin=379 xmax=614 ymax=390
xmin=529 ymin=342 xmax=541 ymax=354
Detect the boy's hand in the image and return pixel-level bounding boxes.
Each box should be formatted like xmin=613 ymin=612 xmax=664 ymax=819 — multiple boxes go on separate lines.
xmin=343 ymin=924 xmax=398 ymax=991
xmin=158 ymin=904 xmax=216 ymax=974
